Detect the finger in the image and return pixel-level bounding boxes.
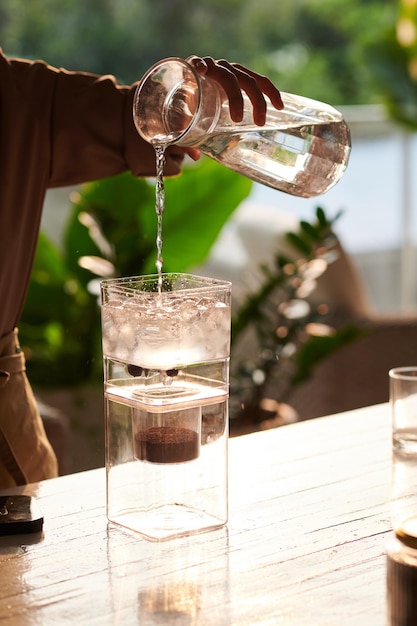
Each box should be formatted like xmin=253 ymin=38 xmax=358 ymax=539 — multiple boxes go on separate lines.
xmin=217 ymin=59 xmax=268 ymax=125
xmin=163 ymin=145 xmax=186 ymax=176
xmin=202 ymin=57 xmax=244 ymax=122
xmin=163 ymin=146 xmax=200 ymax=177
xmin=187 ymin=55 xmax=208 ymax=74
xmin=232 ymin=63 xmax=284 ymax=110
xmin=184 ymin=147 xmax=201 ymax=161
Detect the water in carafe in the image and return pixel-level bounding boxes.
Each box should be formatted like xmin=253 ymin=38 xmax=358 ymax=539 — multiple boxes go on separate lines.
xmin=133 ymin=58 xmax=351 ymax=198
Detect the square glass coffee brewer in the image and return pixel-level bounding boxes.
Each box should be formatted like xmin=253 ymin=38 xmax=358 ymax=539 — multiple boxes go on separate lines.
xmin=101 ymin=273 xmax=231 ymax=540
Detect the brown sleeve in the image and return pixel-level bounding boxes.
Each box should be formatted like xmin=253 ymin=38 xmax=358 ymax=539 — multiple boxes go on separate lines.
xmin=49 ymin=67 xmax=159 ymax=186
xmin=1 ymin=53 xmax=160 ymax=188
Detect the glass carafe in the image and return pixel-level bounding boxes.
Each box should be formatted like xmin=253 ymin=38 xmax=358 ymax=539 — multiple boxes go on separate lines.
xmin=133 ymin=57 xmax=351 ymax=198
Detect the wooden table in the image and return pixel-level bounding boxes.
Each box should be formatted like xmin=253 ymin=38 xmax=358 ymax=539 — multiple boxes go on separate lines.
xmin=0 ymin=403 xmax=394 ymax=625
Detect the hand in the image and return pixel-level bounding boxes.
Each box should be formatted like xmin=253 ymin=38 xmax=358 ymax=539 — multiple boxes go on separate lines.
xmin=166 ymin=57 xmax=283 ymax=171
xmin=187 ymin=56 xmax=283 ymax=126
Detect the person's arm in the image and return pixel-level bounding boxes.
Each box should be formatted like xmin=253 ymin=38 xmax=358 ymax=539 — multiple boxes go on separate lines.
xmin=49 ymin=67 xmax=169 ymax=185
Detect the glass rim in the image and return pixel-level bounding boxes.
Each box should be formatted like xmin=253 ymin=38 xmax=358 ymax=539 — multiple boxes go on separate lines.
xmin=100 ymin=273 xmax=232 ymax=296
xmin=133 ymin=56 xmax=204 ymax=146
xmin=389 ymin=366 xmax=417 ymax=380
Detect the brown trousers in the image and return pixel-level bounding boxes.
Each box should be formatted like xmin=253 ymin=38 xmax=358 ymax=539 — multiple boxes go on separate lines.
xmin=0 ymin=329 xmax=58 ymax=488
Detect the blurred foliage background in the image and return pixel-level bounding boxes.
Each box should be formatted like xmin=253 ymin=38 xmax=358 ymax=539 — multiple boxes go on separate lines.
xmin=0 ymin=0 xmax=397 ymax=106
xmin=368 ymin=0 xmax=417 ymax=130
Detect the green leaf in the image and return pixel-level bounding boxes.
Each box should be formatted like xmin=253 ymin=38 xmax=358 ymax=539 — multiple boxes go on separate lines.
xmin=315 ymin=206 xmax=328 ymax=228
xmin=64 ymin=173 xmax=156 ymax=279
xmin=286 ymin=231 xmax=312 ymax=256
xmin=142 ymin=158 xmax=252 ymax=273
xmin=300 ymin=220 xmax=321 ymax=240
xmin=22 ymin=233 xmax=69 ymax=321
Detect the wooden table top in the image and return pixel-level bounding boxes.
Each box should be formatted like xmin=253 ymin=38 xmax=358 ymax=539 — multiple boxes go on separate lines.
xmin=0 ymin=403 xmax=393 ymax=625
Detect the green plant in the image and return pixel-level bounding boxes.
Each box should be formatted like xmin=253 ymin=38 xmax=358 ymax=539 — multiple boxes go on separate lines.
xmin=19 ymin=231 xmax=98 ymax=386
xmin=230 ymin=206 xmax=363 ymax=431
xmin=20 ymin=158 xmax=251 ymax=386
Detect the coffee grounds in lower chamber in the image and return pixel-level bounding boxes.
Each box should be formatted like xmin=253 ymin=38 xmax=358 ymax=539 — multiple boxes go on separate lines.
xmin=135 ymin=426 xmax=199 ymax=463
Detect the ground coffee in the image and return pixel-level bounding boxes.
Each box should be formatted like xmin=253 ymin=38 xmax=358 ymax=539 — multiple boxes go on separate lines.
xmin=135 ymin=426 xmax=199 ymax=463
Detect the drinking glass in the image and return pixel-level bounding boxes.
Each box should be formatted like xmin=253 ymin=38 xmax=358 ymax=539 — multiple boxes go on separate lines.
xmin=389 ymin=366 xmax=417 ymax=455
xmin=101 ymin=273 xmax=231 ymax=540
